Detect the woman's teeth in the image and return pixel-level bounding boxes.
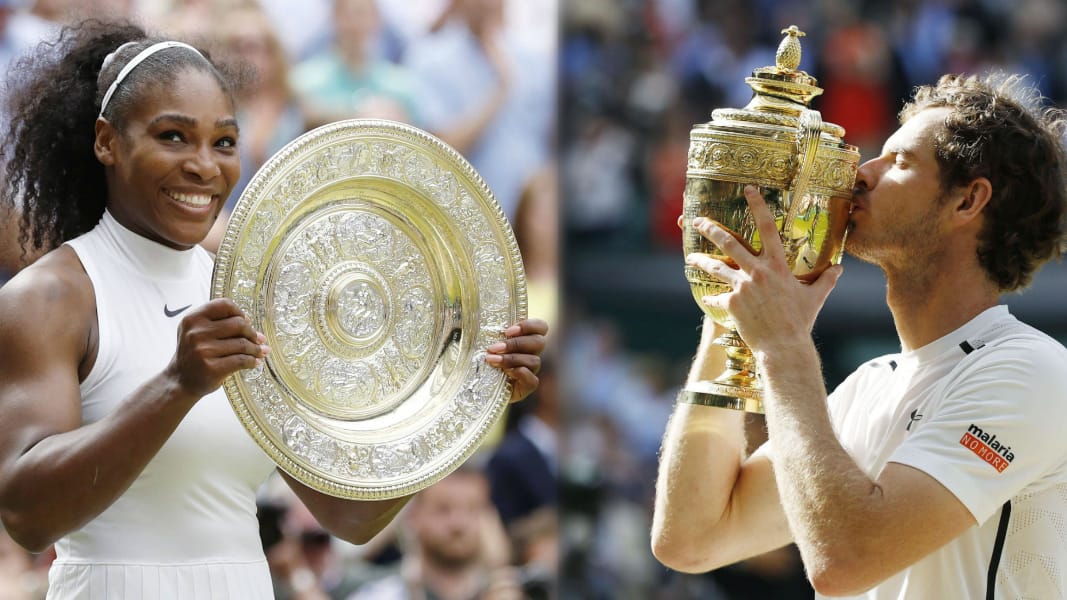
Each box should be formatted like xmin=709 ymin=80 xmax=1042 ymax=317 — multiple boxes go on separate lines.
xmin=167 ymin=190 xmax=213 ymax=207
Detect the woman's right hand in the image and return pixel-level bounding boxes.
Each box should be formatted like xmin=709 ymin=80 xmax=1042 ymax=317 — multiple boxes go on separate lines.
xmin=166 ymin=298 xmax=269 ymax=400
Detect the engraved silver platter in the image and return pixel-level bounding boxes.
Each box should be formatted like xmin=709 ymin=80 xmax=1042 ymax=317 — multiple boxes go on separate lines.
xmin=211 ymin=119 xmax=527 ymax=500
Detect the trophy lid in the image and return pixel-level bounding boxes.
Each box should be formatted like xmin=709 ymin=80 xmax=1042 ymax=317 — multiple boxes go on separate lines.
xmin=703 ymin=26 xmax=847 ymax=141
xmin=745 ymin=26 xmax=822 ymax=108
xmin=688 ymin=26 xmax=858 ymax=194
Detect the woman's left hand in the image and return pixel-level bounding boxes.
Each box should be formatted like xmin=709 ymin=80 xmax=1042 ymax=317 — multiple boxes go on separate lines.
xmin=484 ymin=318 xmax=548 ymax=403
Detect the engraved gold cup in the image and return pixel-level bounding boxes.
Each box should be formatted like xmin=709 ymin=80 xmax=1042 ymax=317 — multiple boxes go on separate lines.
xmin=683 ymin=27 xmax=859 ymax=412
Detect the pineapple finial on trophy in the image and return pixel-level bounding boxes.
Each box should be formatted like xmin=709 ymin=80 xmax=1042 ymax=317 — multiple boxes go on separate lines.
xmin=776 ymin=26 xmax=805 ymax=72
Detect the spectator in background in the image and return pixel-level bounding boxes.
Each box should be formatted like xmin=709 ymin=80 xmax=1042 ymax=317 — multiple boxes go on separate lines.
xmin=506 ymin=507 xmax=558 ymax=600
xmin=487 ymin=361 xmax=557 ymax=526
xmin=0 ymin=0 xmax=85 ymax=38
xmin=512 ymin=163 xmax=559 ymax=334
xmin=403 ymin=0 xmax=554 ymax=222
xmin=487 ymin=358 xmax=560 ymax=598
xmin=816 ymin=1 xmax=902 ymax=159
xmin=154 ymin=0 xmax=214 ymax=41
xmin=290 ymin=0 xmax=419 ymax=128
xmin=201 ymin=1 xmax=306 ymax=252
xmin=0 ymin=0 xmax=63 ymax=98
xmin=217 ymin=2 xmax=305 ymax=203
xmin=268 ymin=499 xmax=368 ymax=600
xmin=0 ymin=0 xmax=19 ymax=78
xmin=348 ymin=467 xmax=521 ymax=600
xmin=256 ymin=0 xmax=332 ymax=63
xmin=669 ymin=0 xmax=775 ymax=112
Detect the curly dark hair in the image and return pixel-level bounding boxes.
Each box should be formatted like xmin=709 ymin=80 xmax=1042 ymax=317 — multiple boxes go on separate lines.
xmin=1 ymin=20 xmax=239 ymax=259
xmin=900 ymin=74 xmax=1067 ymax=292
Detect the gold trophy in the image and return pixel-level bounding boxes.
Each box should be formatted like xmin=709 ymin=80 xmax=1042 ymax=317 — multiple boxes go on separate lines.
xmin=682 ymin=26 xmax=859 ymax=412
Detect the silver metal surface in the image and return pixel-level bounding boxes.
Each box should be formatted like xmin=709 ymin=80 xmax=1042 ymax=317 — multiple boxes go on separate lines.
xmin=211 ymin=119 xmax=526 ymax=499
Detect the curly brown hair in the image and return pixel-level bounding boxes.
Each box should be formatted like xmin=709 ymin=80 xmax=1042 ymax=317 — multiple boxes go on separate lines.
xmin=0 ymin=20 xmax=241 ymax=260
xmin=900 ymin=74 xmax=1067 ymax=292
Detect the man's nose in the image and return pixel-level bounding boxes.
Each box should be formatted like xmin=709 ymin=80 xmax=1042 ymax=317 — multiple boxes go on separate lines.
xmin=853 ymin=158 xmax=879 ymax=194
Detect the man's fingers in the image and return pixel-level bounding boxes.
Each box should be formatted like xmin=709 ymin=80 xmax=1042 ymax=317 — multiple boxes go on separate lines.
xmin=811 ymin=264 xmax=845 ymax=304
xmin=691 ymin=217 xmax=760 ymax=271
xmin=742 ymin=185 xmax=785 ymax=262
xmin=685 ymin=253 xmax=739 ymax=285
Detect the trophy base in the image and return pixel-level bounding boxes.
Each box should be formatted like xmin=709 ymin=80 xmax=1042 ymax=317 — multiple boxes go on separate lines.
xmin=684 ymin=381 xmax=764 ymax=413
xmin=684 ymin=329 xmax=765 ymax=413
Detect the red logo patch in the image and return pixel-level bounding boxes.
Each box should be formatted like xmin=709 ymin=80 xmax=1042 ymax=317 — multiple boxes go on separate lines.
xmin=960 ymin=431 xmax=1011 ymax=473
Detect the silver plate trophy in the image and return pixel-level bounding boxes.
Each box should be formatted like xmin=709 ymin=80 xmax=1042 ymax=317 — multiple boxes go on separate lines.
xmin=211 ymin=119 xmax=527 ymax=500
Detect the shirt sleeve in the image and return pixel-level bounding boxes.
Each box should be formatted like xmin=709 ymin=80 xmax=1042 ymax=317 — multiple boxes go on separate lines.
xmin=888 ymin=337 xmax=1067 ymax=524
xmin=749 ymin=364 xmax=870 ymax=463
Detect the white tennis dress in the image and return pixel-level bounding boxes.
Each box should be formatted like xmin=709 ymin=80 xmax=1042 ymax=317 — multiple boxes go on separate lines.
xmin=49 ymin=211 xmax=276 ymax=599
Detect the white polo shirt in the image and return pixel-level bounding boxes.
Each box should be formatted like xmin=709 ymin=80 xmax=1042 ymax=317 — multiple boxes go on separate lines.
xmin=815 ymin=305 xmax=1067 ymax=599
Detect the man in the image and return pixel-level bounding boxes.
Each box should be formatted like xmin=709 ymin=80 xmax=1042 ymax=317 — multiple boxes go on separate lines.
xmin=652 ymin=74 xmax=1067 ymax=599
xmin=348 ymin=467 xmax=521 ymax=600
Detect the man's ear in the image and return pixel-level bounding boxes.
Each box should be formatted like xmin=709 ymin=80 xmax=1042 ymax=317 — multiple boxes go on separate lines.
xmin=94 ymin=117 xmax=118 ymax=166
xmin=953 ymin=176 xmax=992 ymax=225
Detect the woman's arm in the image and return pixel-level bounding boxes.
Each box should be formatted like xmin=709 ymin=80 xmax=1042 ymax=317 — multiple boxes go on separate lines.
xmin=0 ymin=250 xmax=267 ymax=551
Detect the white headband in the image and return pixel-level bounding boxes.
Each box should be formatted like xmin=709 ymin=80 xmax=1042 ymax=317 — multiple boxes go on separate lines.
xmin=98 ymin=41 xmax=204 ymax=119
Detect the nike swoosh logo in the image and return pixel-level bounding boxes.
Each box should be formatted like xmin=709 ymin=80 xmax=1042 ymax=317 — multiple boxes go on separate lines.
xmin=164 ymin=304 xmax=192 ymax=318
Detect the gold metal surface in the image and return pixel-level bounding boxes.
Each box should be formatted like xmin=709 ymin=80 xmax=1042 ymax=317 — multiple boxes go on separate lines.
xmin=683 ymin=27 xmax=859 ymax=413
xmin=211 ymin=119 xmax=526 ymax=499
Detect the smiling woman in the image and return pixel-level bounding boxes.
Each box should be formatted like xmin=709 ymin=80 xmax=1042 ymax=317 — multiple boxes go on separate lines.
xmin=0 ymin=21 xmax=280 ymax=599
xmin=0 ymin=18 xmax=548 ymax=600
xmin=94 ymin=67 xmax=241 ymax=249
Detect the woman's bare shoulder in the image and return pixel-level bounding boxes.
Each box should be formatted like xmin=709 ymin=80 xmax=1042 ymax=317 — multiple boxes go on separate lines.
xmin=0 ymin=245 xmax=96 ymax=339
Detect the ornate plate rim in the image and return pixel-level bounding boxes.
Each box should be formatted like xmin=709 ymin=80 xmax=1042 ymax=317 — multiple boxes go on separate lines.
xmin=211 ymin=118 xmax=527 ymax=499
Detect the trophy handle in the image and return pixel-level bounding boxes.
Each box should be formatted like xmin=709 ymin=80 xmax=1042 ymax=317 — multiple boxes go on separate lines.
xmin=784 ymin=109 xmax=822 ymax=228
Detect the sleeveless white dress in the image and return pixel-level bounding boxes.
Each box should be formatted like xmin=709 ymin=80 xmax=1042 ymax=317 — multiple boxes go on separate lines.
xmin=48 ymin=212 xmax=276 ymax=599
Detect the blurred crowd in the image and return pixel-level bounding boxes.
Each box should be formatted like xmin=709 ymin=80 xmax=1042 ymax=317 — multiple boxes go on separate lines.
xmin=0 ymin=0 xmax=557 ymax=598
xmin=560 ymin=0 xmax=1067 ymax=598
xmin=561 ymin=0 xmax=1067 ymax=253
xmin=6 ymin=0 xmax=1067 ymax=598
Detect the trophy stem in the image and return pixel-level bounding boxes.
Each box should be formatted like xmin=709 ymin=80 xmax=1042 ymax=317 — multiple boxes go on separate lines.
xmin=685 ymin=329 xmax=764 ymax=413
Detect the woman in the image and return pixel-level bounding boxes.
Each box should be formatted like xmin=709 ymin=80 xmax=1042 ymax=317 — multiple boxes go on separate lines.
xmin=0 ymin=20 xmax=546 ymax=598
